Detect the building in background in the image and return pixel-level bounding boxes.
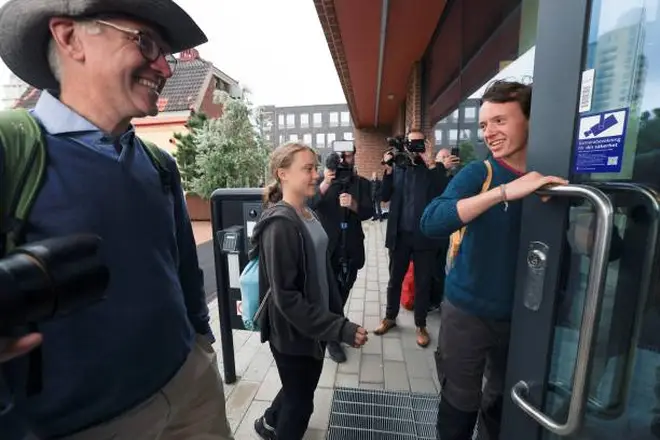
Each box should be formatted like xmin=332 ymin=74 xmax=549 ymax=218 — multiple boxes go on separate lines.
xmin=433 ymin=98 xmax=488 ymax=159
xmin=1 ymin=72 xmax=30 ymax=110
xmin=258 ymin=103 xmax=353 ymax=165
xmin=10 ymin=48 xmax=242 ymax=155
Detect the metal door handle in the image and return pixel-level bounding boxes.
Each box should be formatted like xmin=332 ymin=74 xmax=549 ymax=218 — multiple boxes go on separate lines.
xmin=511 ymin=184 xmax=614 ymax=436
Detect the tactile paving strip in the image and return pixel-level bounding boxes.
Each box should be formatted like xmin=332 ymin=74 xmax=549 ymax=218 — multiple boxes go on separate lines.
xmin=326 ymin=387 xmax=439 ymax=439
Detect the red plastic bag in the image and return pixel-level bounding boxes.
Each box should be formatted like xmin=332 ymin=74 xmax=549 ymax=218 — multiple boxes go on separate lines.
xmin=401 ymin=261 xmax=415 ymax=310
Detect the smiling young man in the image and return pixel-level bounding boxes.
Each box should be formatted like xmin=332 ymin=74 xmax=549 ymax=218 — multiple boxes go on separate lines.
xmin=420 ymin=81 xmax=567 ymax=440
xmin=0 ymin=1 xmax=233 ymax=439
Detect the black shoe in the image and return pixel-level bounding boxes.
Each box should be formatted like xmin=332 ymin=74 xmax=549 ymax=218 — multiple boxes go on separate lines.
xmin=254 ymin=416 xmax=276 ymax=439
xmin=327 ymin=341 xmax=347 ymax=363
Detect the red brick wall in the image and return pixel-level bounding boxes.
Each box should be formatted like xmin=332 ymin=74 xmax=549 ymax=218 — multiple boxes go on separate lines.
xmin=405 ymin=62 xmax=422 ymax=132
xmin=186 ymin=193 xmax=211 ymax=221
xmin=354 ymin=126 xmax=392 ymax=179
xmin=198 ymin=77 xmax=224 ymax=118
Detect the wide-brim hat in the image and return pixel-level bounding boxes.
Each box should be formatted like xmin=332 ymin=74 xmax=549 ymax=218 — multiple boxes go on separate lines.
xmin=0 ymin=0 xmax=208 ymax=90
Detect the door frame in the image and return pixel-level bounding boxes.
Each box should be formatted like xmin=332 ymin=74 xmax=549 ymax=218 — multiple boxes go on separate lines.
xmin=501 ymin=0 xmax=593 ymax=438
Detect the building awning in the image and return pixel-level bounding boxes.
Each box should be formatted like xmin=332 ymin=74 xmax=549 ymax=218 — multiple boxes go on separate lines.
xmin=316 ymin=0 xmax=523 ymax=128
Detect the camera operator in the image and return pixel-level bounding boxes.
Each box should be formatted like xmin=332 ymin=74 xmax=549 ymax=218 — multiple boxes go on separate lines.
xmin=373 ymin=131 xmax=445 ymax=348
xmin=309 ymin=143 xmax=373 ymax=363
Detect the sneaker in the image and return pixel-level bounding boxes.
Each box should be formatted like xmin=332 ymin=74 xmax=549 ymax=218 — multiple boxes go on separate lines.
xmin=254 ymin=416 xmax=276 ymax=439
xmin=327 ymin=341 xmax=347 ymax=363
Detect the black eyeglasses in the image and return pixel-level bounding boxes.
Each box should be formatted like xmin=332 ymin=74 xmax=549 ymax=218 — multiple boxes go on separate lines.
xmin=96 ymin=20 xmax=177 ymax=73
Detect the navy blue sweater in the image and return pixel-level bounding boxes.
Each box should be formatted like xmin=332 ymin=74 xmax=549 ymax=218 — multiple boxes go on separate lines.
xmin=0 ymin=93 xmax=211 ymax=438
xmin=420 ymin=158 xmax=523 ymax=319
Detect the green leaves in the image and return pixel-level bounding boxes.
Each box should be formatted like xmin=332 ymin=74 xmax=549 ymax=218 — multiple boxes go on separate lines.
xmin=190 ymin=91 xmax=269 ymax=198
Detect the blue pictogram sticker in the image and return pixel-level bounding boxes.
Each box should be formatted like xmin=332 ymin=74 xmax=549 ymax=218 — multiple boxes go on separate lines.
xmin=574 ymin=108 xmax=629 ymax=173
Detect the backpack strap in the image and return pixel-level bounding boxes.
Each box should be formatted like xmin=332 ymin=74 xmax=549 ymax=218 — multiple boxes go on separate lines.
xmin=0 ymin=109 xmax=47 ymax=255
xmin=140 ymin=139 xmax=173 ymax=193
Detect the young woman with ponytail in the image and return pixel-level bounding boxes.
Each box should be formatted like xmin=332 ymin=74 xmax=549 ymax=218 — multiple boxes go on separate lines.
xmin=250 ymin=143 xmax=368 ymax=439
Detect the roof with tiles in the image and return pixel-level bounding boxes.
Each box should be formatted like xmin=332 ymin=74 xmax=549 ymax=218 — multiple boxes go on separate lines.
xmin=12 ymin=49 xmax=231 ymax=112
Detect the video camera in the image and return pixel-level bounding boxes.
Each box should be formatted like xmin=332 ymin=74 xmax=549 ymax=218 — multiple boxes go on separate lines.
xmin=0 ymin=234 xmax=110 ymax=332
xmin=382 ymin=135 xmax=426 ymax=167
xmin=326 ymin=140 xmax=355 ymax=189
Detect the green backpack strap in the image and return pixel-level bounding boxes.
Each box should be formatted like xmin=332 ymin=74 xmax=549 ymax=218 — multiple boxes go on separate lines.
xmin=0 ymin=109 xmax=47 ymax=255
xmin=140 ymin=138 xmax=177 ymax=191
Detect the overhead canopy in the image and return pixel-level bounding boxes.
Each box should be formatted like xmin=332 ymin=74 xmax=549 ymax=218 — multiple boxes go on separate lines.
xmin=315 ymin=0 xmax=447 ymax=128
xmin=315 ymin=0 xmax=523 ymax=128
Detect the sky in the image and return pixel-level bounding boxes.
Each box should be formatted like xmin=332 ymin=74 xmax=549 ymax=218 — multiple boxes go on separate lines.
xmin=0 ymin=0 xmax=347 ymax=106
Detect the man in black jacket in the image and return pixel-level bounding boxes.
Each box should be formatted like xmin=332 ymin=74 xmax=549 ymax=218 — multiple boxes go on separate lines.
xmin=370 ymin=172 xmax=383 ymax=221
xmin=373 ymin=131 xmax=445 ymax=347
xmin=309 ymin=147 xmax=373 ymax=363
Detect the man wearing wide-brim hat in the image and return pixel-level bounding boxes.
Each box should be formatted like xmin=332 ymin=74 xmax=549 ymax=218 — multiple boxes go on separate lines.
xmin=0 ymin=0 xmax=234 ymax=439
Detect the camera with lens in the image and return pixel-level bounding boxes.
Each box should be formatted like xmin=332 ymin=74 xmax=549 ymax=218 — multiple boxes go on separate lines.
xmin=382 ymin=135 xmax=427 ymax=168
xmin=326 ymin=140 xmax=356 ymax=190
xmin=0 ymin=234 xmax=109 ymax=332
xmin=0 ymin=234 xmax=109 ymax=413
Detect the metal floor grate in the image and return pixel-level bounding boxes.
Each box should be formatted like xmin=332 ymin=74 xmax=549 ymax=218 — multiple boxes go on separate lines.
xmin=326 ymin=387 xmax=439 ymax=439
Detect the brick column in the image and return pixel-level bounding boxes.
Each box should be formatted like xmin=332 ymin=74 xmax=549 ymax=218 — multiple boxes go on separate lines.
xmin=354 ymin=126 xmax=391 ymax=179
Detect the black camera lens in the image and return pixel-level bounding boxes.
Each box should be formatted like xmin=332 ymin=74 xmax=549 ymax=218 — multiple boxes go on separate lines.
xmin=0 ymin=235 xmax=110 ymax=329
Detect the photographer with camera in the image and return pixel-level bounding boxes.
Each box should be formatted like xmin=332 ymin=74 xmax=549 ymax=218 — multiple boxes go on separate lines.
xmin=309 ymin=141 xmax=373 ymax=363
xmin=373 ymin=131 xmax=445 ymax=348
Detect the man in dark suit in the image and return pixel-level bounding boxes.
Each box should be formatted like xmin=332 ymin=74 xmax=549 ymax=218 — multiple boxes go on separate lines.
xmin=373 ymin=131 xmax=445 ymax=347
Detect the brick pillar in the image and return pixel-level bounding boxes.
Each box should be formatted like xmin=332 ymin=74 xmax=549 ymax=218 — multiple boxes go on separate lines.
xmin=354 ymin=126 xmax=391 ymax=179
xmin=405 ymin=62 xmax=422 ymax=132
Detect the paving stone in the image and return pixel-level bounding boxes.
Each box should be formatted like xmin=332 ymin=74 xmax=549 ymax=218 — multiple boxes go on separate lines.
xmin=225 ymin=381 xmax=260 ymax=428
xmin=364 ymin=300 xmax=380 ymax=316
xmin=254 ymin=365 xmax=281 ymax=401
xmin=360 ymin=354 xmax=384 ymax=383
xmin=362 ymin=333 xmax=382 ymax=355
xmin=335 ymin=373 xmax=359 ymax=388
xmin=410 ymin=377 xmax=438 ymax=394
xmin=383 ymin=337 xmax=405 ymax=362
xmin=359 ymin=382 xmax=384 ymax=390
xmin=308 ymin=387 xmax=334 ymax=430
xmin=348 ymin=298 xmax=364 ymax=312
xmin=337 ymin=346 xmax=361 ymax=374
xmin=242 ymin=352 xmax=274 ymax=382
xmin=233 ymin=399 xmax=271 ymax=438
xmin=318 ymin=357 xmax=338 ymax=388
xmin=384 ymin=360 xmax=410 ymax=391
xmin=404 ymin=349 xmax=434 ymax=379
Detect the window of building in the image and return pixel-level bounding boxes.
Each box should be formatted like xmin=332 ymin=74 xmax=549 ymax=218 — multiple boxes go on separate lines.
xmin=301 ymin=133 xmax=311 ymax=146
xmin=449 ymin=129 xmax=458 ymax=141
xmin=460 ymin=129 xmax=471 ymax=140
xmin=340 ymin=111 xmax=350 ymax=126
xmin=313 ymin=113 xmax=322 ymax=127
xmin=316 ymin=133 xmax=325 ymax=147
xmin=327 ymin=133 xmax=336 ymax=145
xmin=435 ymin=130 xmax=443 ymax=144
xmin=300 ymin=113 xmax=309 ymax=128
xmin=329 ymin=112 xmax=339 ymax=127
xmin=286 ymin=114 xmax=295 ymax=128
xmin=278 ymin=114 xmax=284 ymax=127
xmin=289 ymin=134 xmax=298 ymax=141
xmin=279 ymin=134 xmax=284 ymax=144
xmin=265 ymin=134 xmax=271 ymax=141
xmin=452 ymin=109 xmax=460 ymax=120
xmin=464 ymin=107 xmax=476 ymax=121
xmin=343 ymin=132 xmax=354 ymax=140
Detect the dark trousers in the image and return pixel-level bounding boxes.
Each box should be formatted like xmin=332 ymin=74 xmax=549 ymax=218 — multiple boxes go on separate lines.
xmin=430 ymin=239 xmax=449 ymax=306
xmin=331 ymin=252 xmax=360 ymax=309
xmin=265 ymin=344 xmax=324 ymax=439
xmin=385 ymin=232 xmax=436 ymax=327
xmin=435 ymin=301 xmax=510 ymax=440
xmin=373 ymin=199 xmax=383 ymax=219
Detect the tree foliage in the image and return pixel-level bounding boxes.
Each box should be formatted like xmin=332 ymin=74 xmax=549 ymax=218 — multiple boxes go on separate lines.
xmin=191 ymin=91 xmax=269 ymax=198
xmin=172 ymin=111 xmax=208 ymax=191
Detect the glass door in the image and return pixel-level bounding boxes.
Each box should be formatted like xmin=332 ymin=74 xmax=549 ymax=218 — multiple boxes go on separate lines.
xmin=502 ymin=0 xmax=660 ymax=438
